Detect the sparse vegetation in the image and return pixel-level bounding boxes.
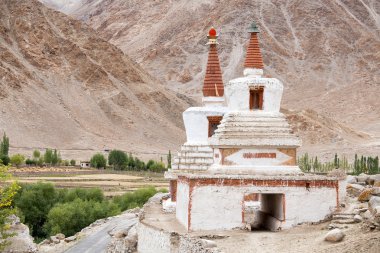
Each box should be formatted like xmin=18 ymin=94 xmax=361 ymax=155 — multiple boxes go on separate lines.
xmin=14 ymin=183 xmax=162 ymax=239
xmin=105 ymin=149 xmax=167 ymax=172
xmin=297 ymin=153 xmax=380 ymax=175
xmin=0 ymin=165 xmax=20 ymax=250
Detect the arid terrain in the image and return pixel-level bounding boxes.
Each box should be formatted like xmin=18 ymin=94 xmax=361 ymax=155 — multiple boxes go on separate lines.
xmin=1 ymin=0 xmax=379 ymax=161
xmin=11 ymin=167 xmax=168 ymax=196
xmin=0 ymin=0 xmax=192 ymax=162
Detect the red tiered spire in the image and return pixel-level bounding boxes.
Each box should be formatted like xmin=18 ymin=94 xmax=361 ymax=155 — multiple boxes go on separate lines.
xmin=203 ymin=27 xmax=224 ymax=97
xmin=244 ymin=22 xmax=264 ymax=69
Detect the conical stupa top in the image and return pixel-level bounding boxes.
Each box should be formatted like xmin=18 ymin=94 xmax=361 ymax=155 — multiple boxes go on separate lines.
xmin=203 ymin=27 xmax=224 ymax=97
xmin=244 ymin=21 xmax=264 ymax=69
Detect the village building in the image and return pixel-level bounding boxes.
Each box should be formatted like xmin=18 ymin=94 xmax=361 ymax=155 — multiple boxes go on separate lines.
xmin=165 ymin=22 xmax=346 ymax=232
xmin=80 ymin=161 xmax=91 ymax=168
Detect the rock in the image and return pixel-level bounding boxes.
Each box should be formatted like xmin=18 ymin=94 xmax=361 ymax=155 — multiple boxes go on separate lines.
xmin=64 ymin=235 xmax=77 ymax=242
xmin=358 ymin=188 xmax=374 ymax=202
xmin=334 ymin=219 xmax=356 ymax=224
xmin=55 ymin=233 xmax=65 ymax=240
xmin=346 ymin=175 xmax=357 ymax=184
xmin=50 ymin=235 xmax=60 ymax=244
xmin=324 ymin=228 xmax=345 ymax=242
xmin=354 ymin=214 xmax=363 ymax=223
xmin=361 ymin=210 xmax=373 ymax=219
xmin=200 ymin=239 xmax=217 ymax=248
xmin=369 ymin=174 xmax=380 ymax=185
xmin=368 ymin=196 xmax=380 ymax=215
xmin=327 ymin=169 xmax=346 ymax=180
xmin=357 ymin=173 xmax=369 ymax=183
xmin=3 ymin=221 xmax=38 ymax=253
xmin=40 ymin=239 xmax=51 ymax=245
xmin=371 ymin=187 xmax=380 ymax=196
xmin=374 ymin=207 xmax=380 ymax=216
xmin=126 ymin=226 xmax=137 ymax=242
xmin=113 ymin=230 xmax=128 ymax=238
xmin=346 ymin=184 xmax=365 ymax=197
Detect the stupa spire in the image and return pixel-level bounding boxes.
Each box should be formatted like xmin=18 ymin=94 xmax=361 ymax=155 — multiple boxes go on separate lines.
xmin=244 ymin=21 xmax=264 ymax=72
xmin=203 ymin=27 xmax=224 ymax=97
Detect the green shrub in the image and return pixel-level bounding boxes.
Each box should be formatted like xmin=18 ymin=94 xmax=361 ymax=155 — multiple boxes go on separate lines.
xmin=10 ymin=154 xmax=25 ymax=168
xmin=0 ymin=155 xmax=9 ymax=166
xmin=90 ymin=153 xmax=107 ymax=169
xmin=70 ymin=159 xmax=76 ymax=166
xmin=108 ymin=150 xmax=127 ymax=170
xmin=14 ymin=182 xmax=59 ymax=238
xmin=113 ymin=187 xmax=157 ymax=211
xmin=45 ymin=198 xmax=120 ymax=236
xmin=63 ymin=188 xmax=104 ymax=203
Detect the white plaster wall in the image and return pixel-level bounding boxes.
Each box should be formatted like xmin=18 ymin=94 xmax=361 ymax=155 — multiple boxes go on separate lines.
xmin=189 ymin=185 xmax=338 ymax=231
xmin=176 ymin=181 xmax=189 ymax=229
xmin=183 ymin=107 xmax=227 ymax=143
xmin=282 ymin=187 xmax=337 ymax=228
xmin=225 ymin=77 xmax=283 ymax=112
xmin=137 ymin=223 xmax=172 ymax=253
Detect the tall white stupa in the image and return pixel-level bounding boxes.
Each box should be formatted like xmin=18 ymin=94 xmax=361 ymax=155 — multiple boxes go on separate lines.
xmin=166 ymin=22 xmax=345 ymax=232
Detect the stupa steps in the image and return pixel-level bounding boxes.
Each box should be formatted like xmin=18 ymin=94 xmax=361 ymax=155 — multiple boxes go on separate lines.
xmin=174 ymin=157 xmax=214 ymax=164
xmin=215 ymin=128 xmax=293 ymax=134
xmin=221 ymin=122 xmax=290 ymax=127
xmin=177 ymin=151 xmax=214 ymax=158
xmin=171 ymin=164 xmax=209 ymax=171
xmin=220 ymin=118 xmax=287 ymax=123
xmin=180 ymin=145 xmax=213 ymax=152
xmin=216 ymin=126 xmax=291 ymax=131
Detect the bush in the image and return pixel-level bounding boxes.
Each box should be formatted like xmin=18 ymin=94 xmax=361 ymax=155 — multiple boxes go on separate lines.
xmin=25 ymin=158 xmax=36 ymax=166
xmin=90 ymin=153 xmax=107 ymax=169
xmin=0 ymin=165 xmax=20 ymax=250
xmin=108 ymin=150 xmax=127 ymax=170
xmin=14 ymin=182 xmax=59 ymax=238
xmin=113 ymin=187 xmax=158 ymax=211
xmin=0 ymin=154 xmax=10 ymax=165
xmin=62 ymin=188 xmax=104 ymax=203
xmin=45 ymin=198 xmax=120 ymax=236
xmin=10 ymin=154 xmax=25 ymax=168
xmin=70 ymin=159 xmax=76 ymax=166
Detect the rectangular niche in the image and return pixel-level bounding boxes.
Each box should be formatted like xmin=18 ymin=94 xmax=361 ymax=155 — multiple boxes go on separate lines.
xmin=249 ymin=86 xmax=264 ymax=110
xmin=207 ymin=116 xmax=223 ymax=137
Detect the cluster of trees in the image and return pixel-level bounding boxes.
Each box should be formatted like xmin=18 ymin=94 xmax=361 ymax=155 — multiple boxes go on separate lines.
xmin=297 ymin=153 xmax=380 ymax=175
xmin=0 ymin=133 xmax=10 ymax=166
xmin=90 ymin=150 xmax=168 ymax=172
xmin=13 ymin=183 xmax=164 ymax=241
xmin=0 ymin=165 xmax=20 ymax=250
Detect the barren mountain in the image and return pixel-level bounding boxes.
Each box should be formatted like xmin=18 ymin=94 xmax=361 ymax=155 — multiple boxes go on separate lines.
xmin=0 ymin=0 xmax=193 ymax=161
xmin=40 ymin=0 xmax=380 ymax=158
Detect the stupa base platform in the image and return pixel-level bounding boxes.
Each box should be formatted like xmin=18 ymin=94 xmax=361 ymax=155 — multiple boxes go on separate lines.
xmin=175 ymin=173 xmax=345 ymax=231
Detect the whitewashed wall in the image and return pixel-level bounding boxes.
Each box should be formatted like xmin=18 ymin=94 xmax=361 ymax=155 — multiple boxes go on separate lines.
xmin=182 ymin=107 xmax=227 ymax=144
xmin=176 ymin=180 xmax=189 ymax=229
xmin=225 ymin=77 xmax=283 ymax=112
xmin=185 ymin=184 xmax=337 ymax=231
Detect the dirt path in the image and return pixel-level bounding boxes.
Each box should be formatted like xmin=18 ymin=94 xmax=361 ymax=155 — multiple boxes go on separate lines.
xmin=64 ymin=214 xmax=138 ymax=253
xmin=216 ymin=222 xmax=380 ymax=253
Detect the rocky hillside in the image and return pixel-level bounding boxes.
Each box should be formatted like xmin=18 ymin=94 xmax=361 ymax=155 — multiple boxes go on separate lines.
xmin=40 ymin=0 xmax=380 ymax=157
xmin=0 ymin=0 xmax=193 ymax=160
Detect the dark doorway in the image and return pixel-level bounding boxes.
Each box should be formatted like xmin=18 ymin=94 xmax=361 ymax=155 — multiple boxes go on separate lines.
xmin=243 ymin=193 xmax=284 ymax=231
xmin=249 ymin=87 xmax=264 ymax=110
